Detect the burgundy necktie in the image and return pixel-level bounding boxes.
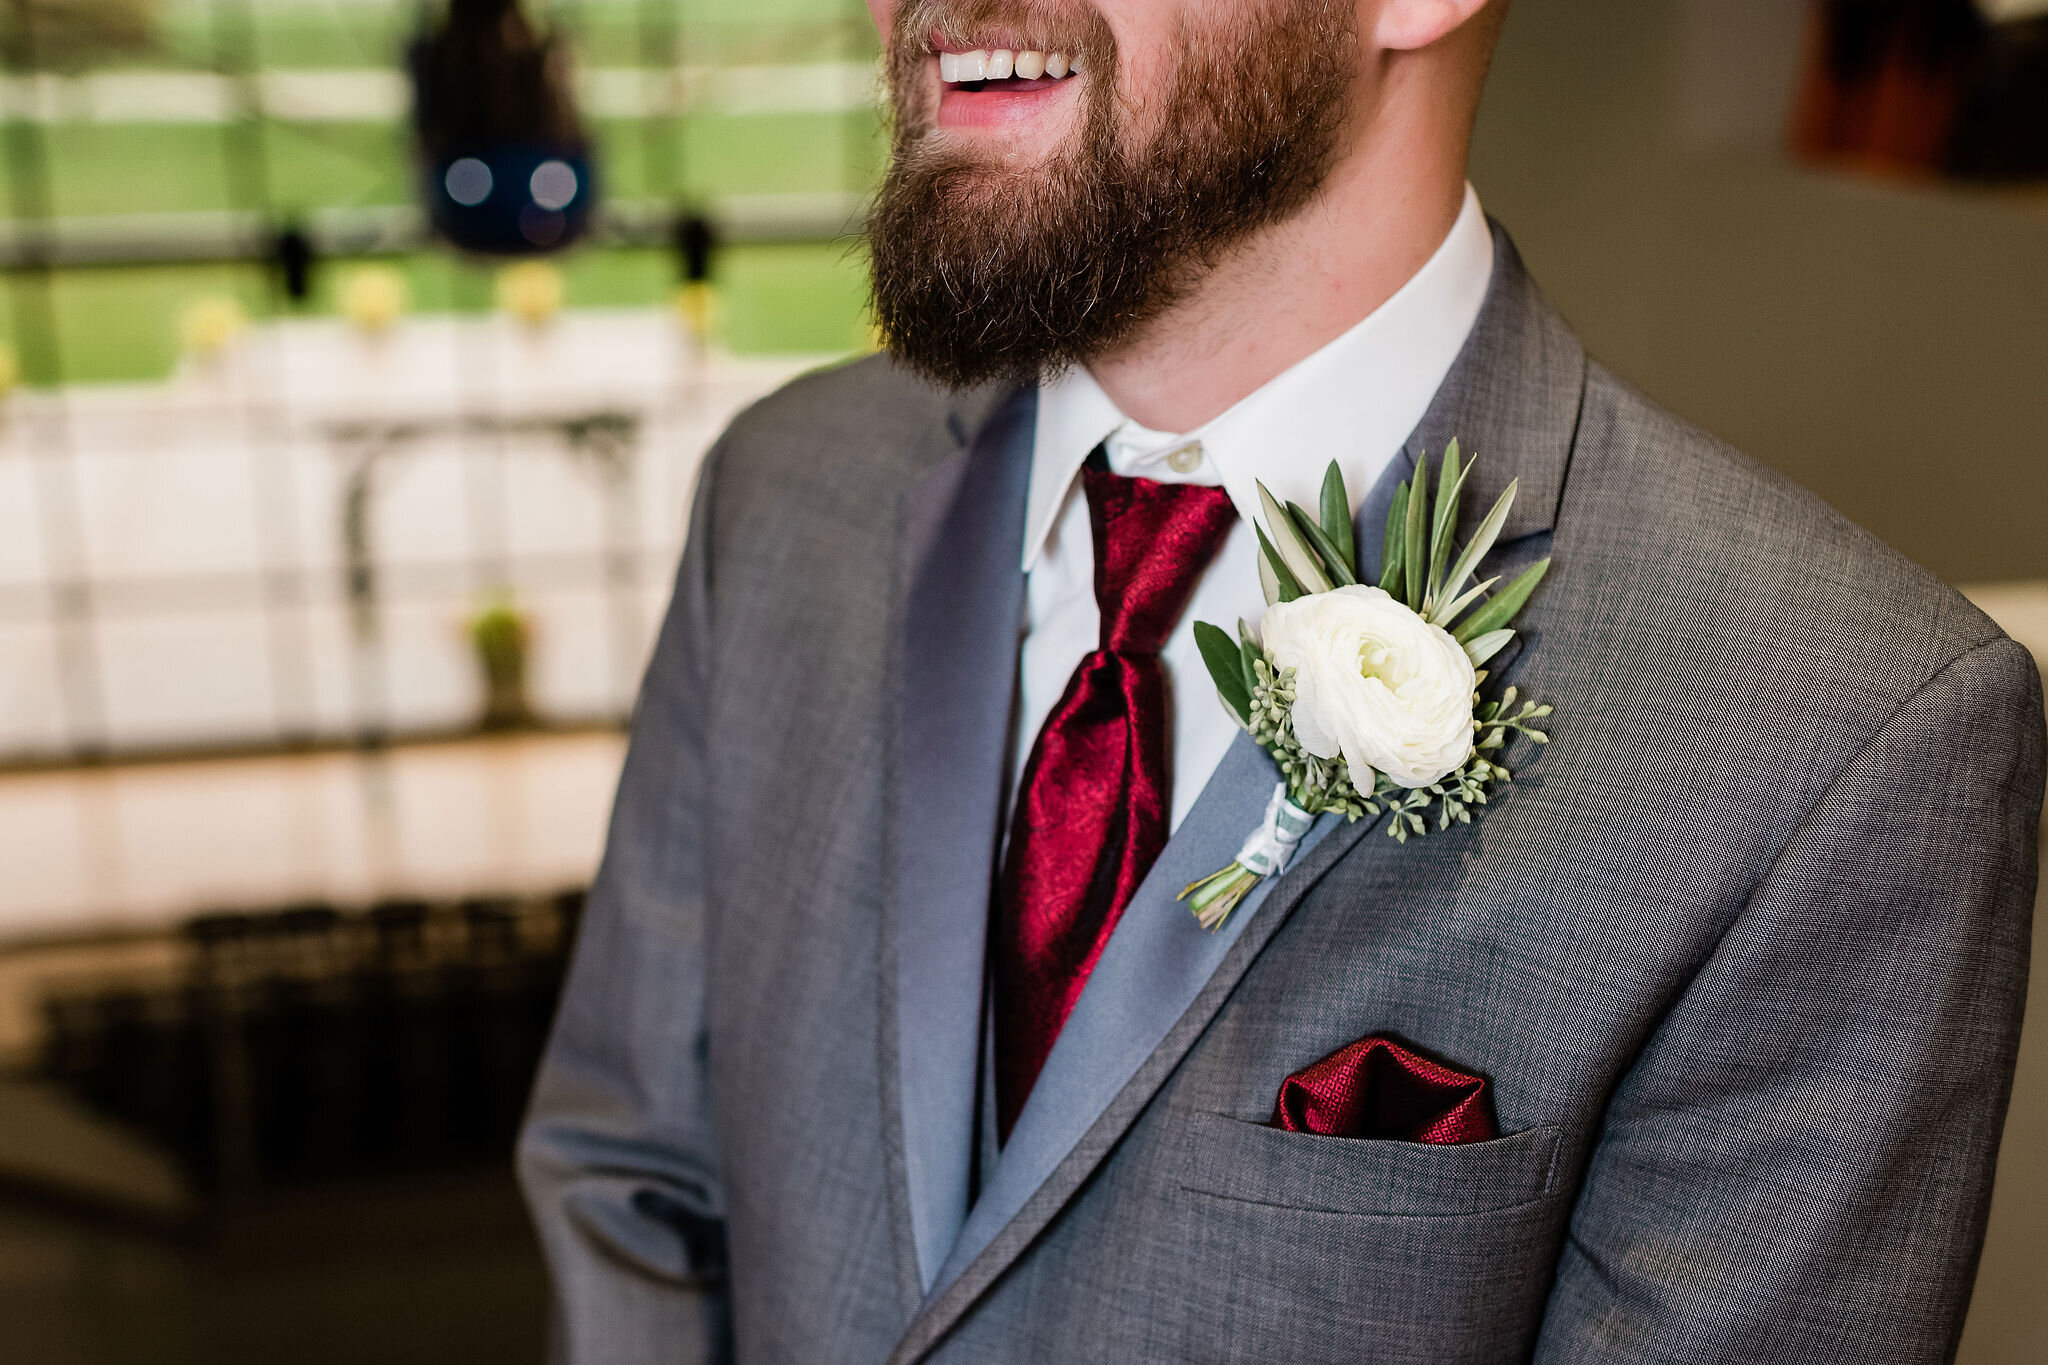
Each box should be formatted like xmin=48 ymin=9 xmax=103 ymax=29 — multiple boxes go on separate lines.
xmin=994 ymin=464 xmax=1237 ymax=1139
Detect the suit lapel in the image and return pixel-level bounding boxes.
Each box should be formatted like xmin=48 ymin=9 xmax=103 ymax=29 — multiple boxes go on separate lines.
xmin=1409 ymin=224 xmax=1584 ymax=545
xmin=890 ymin=224 xmax=1587 ymax=1362
xmin=880 ymin=387 xmax=1035 ymax=1307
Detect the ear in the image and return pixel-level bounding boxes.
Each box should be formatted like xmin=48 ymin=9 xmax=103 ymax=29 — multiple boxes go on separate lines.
xmin=1371 ymin=0 xmax=1494 ymax=52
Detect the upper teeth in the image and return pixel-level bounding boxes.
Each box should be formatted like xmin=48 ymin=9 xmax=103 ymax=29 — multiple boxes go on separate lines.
xmin=938 ymin=48 xmax=1080 ymax=84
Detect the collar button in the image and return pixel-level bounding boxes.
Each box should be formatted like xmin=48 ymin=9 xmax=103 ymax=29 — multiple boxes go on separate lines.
xmin=1165 ymin=442 xmax=1204 ymax=475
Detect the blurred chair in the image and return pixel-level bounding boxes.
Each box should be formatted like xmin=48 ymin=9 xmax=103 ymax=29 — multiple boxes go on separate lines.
xmin=30 ymin=890 xmax=582 ymax=1199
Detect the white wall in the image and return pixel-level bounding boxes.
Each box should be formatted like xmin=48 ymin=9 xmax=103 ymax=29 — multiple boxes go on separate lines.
xmin=0 ymin=312 xmax=823 ymax=761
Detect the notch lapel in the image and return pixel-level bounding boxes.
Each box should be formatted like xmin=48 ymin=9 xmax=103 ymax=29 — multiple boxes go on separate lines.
xmin=880 ymin=388 xmax=1035 ymax=1306
xmin=889 ymin=224 xmax=1586 ymax=1363
xmin=1411 ymin=223 xmax=1583 ymax=545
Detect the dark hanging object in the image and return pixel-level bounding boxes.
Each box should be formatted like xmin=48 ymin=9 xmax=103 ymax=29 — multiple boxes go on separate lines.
xmin=409 ymin=0 xmax=596 ymax=255
xmin=676 ymin=212 xmax=716 ymax=284
xmin=273 ymin=225 xmax=315 ymax=302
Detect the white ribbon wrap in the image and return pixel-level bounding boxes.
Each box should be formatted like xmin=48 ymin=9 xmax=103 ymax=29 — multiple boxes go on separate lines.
xmin=1234 ymin=784 xmax=1316 ymax=879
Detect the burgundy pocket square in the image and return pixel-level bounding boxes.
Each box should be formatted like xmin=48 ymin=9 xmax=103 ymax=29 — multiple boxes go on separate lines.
xmin=1269 ymin=1035 xmax=1499 ymax=1144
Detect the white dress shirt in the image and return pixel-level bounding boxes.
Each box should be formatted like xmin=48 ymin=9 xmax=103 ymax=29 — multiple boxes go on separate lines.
xmin=1016 ymin=184 xmax=1495 ymax=832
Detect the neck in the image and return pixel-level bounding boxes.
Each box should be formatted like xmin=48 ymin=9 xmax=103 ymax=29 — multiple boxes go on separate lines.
xmin=1083 ymin=86 xmax=1470 ymax=434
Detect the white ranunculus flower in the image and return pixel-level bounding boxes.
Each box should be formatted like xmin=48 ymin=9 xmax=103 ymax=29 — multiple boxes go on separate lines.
xmin=1261 ymin=584 xmax=1476 ymax=791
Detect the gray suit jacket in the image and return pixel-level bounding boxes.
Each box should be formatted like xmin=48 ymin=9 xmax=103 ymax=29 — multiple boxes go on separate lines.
xmin=518 ymin=230 xmax=2044 ymax=1365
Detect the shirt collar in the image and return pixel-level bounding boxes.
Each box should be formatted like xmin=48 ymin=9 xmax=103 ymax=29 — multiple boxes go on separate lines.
xmin=1023 ymin=183 xmax=1495 ymax=572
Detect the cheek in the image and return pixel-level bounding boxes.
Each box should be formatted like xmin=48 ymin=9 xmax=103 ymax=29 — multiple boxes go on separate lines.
xmin=1083 ymin=0 xmax=1178 ymax=107
xmin=864 ymin=0 xmax=892 ymax=36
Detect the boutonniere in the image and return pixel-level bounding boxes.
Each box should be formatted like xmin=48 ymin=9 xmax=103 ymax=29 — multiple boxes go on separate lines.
xmin=1180 ymin=441 xmax=1555 ymax=930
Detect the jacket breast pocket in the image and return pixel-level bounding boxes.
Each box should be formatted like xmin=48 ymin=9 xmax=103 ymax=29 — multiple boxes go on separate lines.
xmin=1177 ymin=1110 xmax=1560 ymax=1217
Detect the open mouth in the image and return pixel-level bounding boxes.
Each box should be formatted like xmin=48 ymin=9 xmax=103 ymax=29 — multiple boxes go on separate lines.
xmin=928 ymin=37 xmax=1088 ymax=130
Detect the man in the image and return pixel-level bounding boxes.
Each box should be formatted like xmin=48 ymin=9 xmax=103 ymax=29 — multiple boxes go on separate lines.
xmin=519 ymin=0 xmax=2045 ymax=1360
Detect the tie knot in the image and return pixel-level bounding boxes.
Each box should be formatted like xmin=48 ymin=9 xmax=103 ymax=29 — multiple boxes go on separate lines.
xmin=1083 ymin=466 xmax=1238 ymax=653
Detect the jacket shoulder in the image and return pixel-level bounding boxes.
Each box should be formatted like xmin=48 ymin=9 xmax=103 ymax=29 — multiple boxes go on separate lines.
xmin=705 ymin=353 xmax=979 ymax=498
xmin=1565 ymin=362 xmax=2013 ymax=704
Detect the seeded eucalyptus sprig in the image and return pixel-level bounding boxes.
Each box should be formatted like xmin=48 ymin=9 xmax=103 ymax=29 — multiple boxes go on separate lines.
xmin=1378 ymin=679 xmax=1552 ymax=843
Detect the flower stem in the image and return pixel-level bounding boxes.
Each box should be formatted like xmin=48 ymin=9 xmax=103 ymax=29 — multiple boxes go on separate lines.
xmin=1179 ymin=863 xmax=1261 ymax=932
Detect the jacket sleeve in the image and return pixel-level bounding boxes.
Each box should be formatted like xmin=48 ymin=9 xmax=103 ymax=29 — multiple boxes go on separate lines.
xmin=517 ymin=442 xmax=731 ymax=1365
xmin=1535 ymin=637 xmax=2043 ymax=1364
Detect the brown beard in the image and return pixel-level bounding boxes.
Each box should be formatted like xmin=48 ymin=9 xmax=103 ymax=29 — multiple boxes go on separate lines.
xmin=866 ymin=0 xmax=1357 ymax=391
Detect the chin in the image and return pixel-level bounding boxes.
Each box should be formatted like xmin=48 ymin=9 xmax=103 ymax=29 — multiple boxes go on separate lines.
xmin=908 ymin=114 xmax=1075 ymax=182
xmin=930 ymin=135 xmax=1073 ymax=183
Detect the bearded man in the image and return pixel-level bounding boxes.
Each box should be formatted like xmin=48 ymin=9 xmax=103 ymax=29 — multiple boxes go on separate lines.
xmin=517 ymin=1 xmax=2044 ymax=1361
